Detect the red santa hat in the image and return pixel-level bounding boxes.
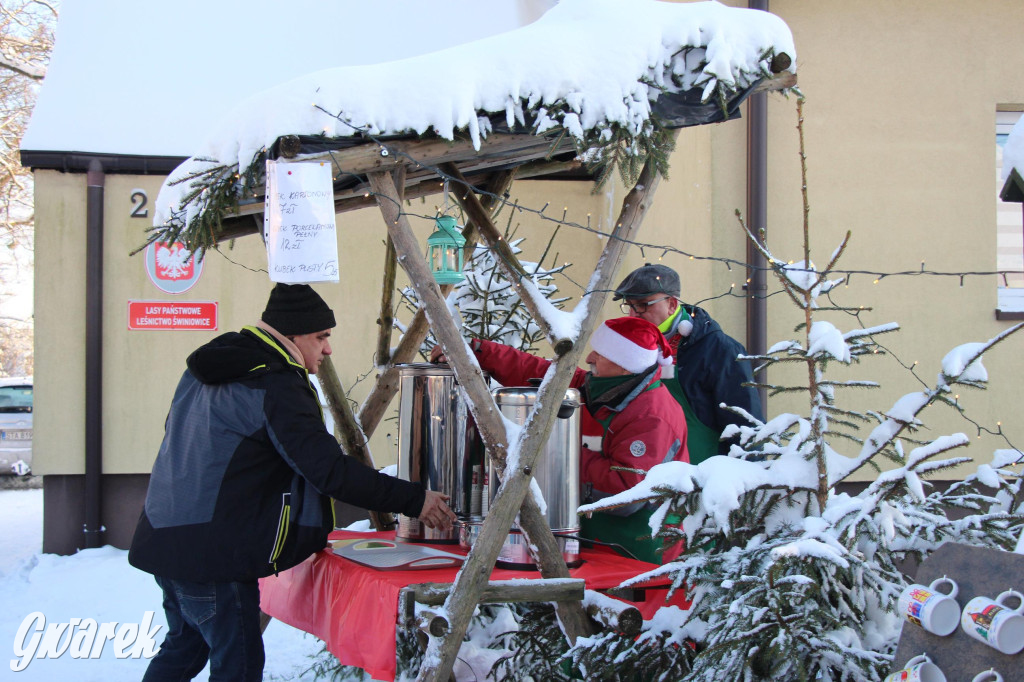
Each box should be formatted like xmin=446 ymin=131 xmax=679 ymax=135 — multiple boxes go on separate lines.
xmin=589 ymin=317 xmax=673 ymax=375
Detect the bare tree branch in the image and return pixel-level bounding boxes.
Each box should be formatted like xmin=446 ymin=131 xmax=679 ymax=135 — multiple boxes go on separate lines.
xmin=0 ymin=53 xmax=45 ymax=80
xmin=0 ymin=0 xmax=53 ymax=376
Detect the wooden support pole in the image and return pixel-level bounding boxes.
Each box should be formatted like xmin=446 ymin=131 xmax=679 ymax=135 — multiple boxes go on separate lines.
xmin=376 ymin=235 xmax=398 ymax=365
xmin=408 ymin=579 xmax=585 ymax=607
xmin=356 ymin=306 xmax=434 ymax=439
xmin=413 ymin=142 xmax=676 ymax=682
xmin=316 ymin=357 xmax=394 ymax=531
xmin=442 ymin=162 xmax=573 ymax=356
xmin=583 ymin=590 xmax=643 ymax=636
xmin=415 ymin=610 xmax=450 ymax=638
xmin=375 ymin=167 xmax=405 ymax=367
xmin=458 ymin=168 xmax=516 ymax=253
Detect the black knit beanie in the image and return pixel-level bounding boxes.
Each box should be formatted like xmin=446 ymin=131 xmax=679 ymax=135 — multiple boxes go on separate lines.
xmin=261 ymin=284 xmax=336 ymax=336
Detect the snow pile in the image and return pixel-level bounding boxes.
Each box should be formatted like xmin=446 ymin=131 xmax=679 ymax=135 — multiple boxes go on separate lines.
xmin=154 ymin=0 xmax=795 ymax=225
xmin=0 ymin=489 xmax=324 ymax=681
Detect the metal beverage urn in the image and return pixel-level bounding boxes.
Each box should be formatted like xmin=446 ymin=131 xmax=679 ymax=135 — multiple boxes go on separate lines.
xmin=459 ymin=386 xmax=582 ymax=569
xmin=395 ymin=363 xmax=484 ymax=543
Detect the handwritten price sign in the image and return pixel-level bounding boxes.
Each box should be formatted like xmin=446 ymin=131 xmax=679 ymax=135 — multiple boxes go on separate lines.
xmin=264 ymin=160 xmax=339 ymax=283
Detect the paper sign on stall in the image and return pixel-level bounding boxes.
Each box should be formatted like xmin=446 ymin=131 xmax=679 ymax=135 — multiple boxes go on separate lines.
xmin=264 ymin=160 xmax=339 ymax=283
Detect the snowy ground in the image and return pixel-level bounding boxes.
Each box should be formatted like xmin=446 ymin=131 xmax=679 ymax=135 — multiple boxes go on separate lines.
xmin=0 ymin=488 xmax=329 ymax=681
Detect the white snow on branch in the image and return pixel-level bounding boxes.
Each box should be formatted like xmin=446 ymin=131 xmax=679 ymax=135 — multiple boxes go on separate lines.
xmin=883 ymin=391 xmax=929 ymax=425
xmin=781 ymin=259 xmax=821 ymax=296
xmin=766 ymin=339 xmax=802 ymax=355
xmin=578 ymin=453 xmax=817 ymax=539
xmin=843 ymin=322 xmax=899 ymax=341
xmin=807 ymin=320 xmax=850 ymax=363
xmin=518 ymin=275 xmax=582 ymax=344
xmin=940 ymin=342 xmax=987 ymax=384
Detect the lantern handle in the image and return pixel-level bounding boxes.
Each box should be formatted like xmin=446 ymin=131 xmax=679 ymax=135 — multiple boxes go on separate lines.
xmin=435 ymin=215 xmax=462 ymax=240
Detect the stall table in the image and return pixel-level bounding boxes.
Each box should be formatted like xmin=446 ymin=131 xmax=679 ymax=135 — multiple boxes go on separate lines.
xmin=259 ymin=530 xmax=678 ymax=680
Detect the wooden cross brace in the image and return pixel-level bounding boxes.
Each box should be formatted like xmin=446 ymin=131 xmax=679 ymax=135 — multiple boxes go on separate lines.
xmin=363 ymin=133 xmax=674 ymax=681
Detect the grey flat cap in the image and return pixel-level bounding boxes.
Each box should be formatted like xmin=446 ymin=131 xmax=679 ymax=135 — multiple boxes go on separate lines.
xmin=613 ymin=263 xmax=681 ymax=300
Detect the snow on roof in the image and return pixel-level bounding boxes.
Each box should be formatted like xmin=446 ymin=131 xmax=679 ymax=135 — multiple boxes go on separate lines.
xmin=196 ymin=0 xmax=795 ymax=174
xmin=1003 ymin=115 xmax=1024 ymax=183
xmin=21 ymin=0 xmax=536 ymax=157
xmin=153 ymin=0 xmax=795 ymax=241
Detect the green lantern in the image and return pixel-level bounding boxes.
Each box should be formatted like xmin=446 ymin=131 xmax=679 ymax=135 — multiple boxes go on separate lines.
xmin=426 ymin=214 xmax=466 ymax=285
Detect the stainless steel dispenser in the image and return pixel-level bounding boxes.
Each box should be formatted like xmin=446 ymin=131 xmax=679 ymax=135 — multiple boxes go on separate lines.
xmin=395 ymin=363 xmax=484 ymax=543
xmin=458 ymin=386 xmax=582 ymax=568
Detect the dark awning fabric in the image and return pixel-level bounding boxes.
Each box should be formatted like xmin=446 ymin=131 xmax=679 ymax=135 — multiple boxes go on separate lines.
xmin=651 ymin=80 xmax=759 ymax=128
xmin=1001 ymin=168 xmax=1024 ymax=203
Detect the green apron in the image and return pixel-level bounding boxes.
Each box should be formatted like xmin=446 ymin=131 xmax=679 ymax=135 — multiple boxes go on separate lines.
xmin=581 ymin=509 xmax=663 ymax=564
xmin=664 ymin=374 xmax=720 ymax=465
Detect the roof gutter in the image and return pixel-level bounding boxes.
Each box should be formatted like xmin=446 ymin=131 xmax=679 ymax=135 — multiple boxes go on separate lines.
xmin=20 ymin=149 xmax=185 ymax=175
xmin=746 ymin=0 xmax=769 ymax=409
xmin=84 ymin=160 xmax=104 ymax=549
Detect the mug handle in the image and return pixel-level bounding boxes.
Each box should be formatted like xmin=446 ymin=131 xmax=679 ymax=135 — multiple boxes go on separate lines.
xmin=995 ymin=589 xmax=1024 ymax=613
xmin=972 ymin=669 xmax=1003 ymax=682
xmin=903 ymin=653 xmax=930 ymax=668
xmin=930 ymin=575 xmax=959 ymax=599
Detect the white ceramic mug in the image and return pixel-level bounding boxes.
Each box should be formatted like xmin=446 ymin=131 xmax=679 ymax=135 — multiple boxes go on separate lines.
xmin=882 ymin=654 xmax=946 ymax=682
xmin=960 ymin=589 xmax=1024 ymax=655
xmin=897 ymin=576 xmax=960 ymax=636
xmin=972 ymin=669 xmax=1003 ymax=682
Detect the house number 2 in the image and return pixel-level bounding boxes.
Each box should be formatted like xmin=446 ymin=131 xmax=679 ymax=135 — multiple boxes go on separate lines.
xmin=130 ymin=190 xmax=149 ymax=218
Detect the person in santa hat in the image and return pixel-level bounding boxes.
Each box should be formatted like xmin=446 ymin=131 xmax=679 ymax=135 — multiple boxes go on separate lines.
xmin=432 ymin=316 xmax=687 ymax=564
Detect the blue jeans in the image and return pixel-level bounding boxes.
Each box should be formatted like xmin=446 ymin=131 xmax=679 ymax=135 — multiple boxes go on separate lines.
xmin=142 ymin=576 xmax=265 ymax=682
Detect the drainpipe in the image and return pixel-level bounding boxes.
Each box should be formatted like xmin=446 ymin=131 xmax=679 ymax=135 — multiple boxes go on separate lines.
xmin=84 ymin=160 xmax=104 ymax=549
xmin=746 ymin=0 xmax=769 ymax=409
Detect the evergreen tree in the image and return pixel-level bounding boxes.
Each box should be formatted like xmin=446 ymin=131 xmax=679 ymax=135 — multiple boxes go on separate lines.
xmin=573 ymin=99 xmax=1024 ymax=681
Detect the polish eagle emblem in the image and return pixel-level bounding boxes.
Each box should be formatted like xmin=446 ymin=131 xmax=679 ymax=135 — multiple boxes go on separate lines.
xmin=155 ymin=242 xmax=193 ymax=280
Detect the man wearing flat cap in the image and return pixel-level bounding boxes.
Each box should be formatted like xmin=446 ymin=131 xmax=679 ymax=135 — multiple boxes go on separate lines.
xmin=614 ymin=263 xmax=763 ymax=463
xmin=131 ymin=283 xmax=455 ymax=682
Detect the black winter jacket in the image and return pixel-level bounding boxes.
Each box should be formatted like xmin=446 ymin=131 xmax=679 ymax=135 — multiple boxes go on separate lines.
xmin=668 ymin=306 xmax=763 ymax=454
xmin=129 ymin=326 xmax=425 ymax=583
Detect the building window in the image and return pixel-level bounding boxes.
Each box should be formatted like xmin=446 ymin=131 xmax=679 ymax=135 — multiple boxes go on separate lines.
xmin=997 ymin=108 xmax=1024 ymax=317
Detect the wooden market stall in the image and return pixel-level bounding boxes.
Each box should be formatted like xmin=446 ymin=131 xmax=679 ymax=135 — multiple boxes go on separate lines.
xmin=148 ymin=2 xmax=797 ymax=679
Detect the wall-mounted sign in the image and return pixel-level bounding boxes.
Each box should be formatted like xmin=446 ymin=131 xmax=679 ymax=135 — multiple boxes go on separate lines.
xmin=145 ymin=240 xmax=203 ymax=294
xmin=128 ymin=301 xmax=218 ymax=331
xmin=264 ymin=160 xmax=339 ymax=284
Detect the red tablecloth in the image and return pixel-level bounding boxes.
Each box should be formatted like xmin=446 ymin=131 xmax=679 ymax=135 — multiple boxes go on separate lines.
xmin=259 ymin=530 xmax=672 ymax=680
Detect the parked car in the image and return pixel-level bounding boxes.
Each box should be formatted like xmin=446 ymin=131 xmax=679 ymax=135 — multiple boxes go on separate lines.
xmin=0 ymin=376 xmax=32 ymax=475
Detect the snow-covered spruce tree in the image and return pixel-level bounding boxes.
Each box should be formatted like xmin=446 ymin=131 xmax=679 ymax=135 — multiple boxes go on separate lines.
xmin=571 ymin=100 xmax=1024 ymax=681
xmin=398 ymin=215 xmax=570 ymax=358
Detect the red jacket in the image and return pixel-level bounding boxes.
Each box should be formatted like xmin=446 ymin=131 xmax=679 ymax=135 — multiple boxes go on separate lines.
xmin=474 ymin=340 xmax=688 ymax=500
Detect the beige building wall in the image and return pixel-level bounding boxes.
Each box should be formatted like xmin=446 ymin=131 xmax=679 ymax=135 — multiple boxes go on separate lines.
xmin=707 ymin=0 xmax=1024 ymax=477
xmin=33 ymin=170 xmax=625 ymax=476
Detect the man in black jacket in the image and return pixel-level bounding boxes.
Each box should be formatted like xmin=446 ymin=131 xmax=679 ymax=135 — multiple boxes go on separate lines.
xmin=130 ymin=283 xmax=454 ymax=682
xmin=614 ymin=263 xmax=763 ymax=463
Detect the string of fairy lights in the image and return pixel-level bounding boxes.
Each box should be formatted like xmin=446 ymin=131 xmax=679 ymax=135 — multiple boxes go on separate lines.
xmin=305 ymin=104 xmax=1024 ymax=295
xmin=192 ymin=100 xmax=1024 ymax=459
